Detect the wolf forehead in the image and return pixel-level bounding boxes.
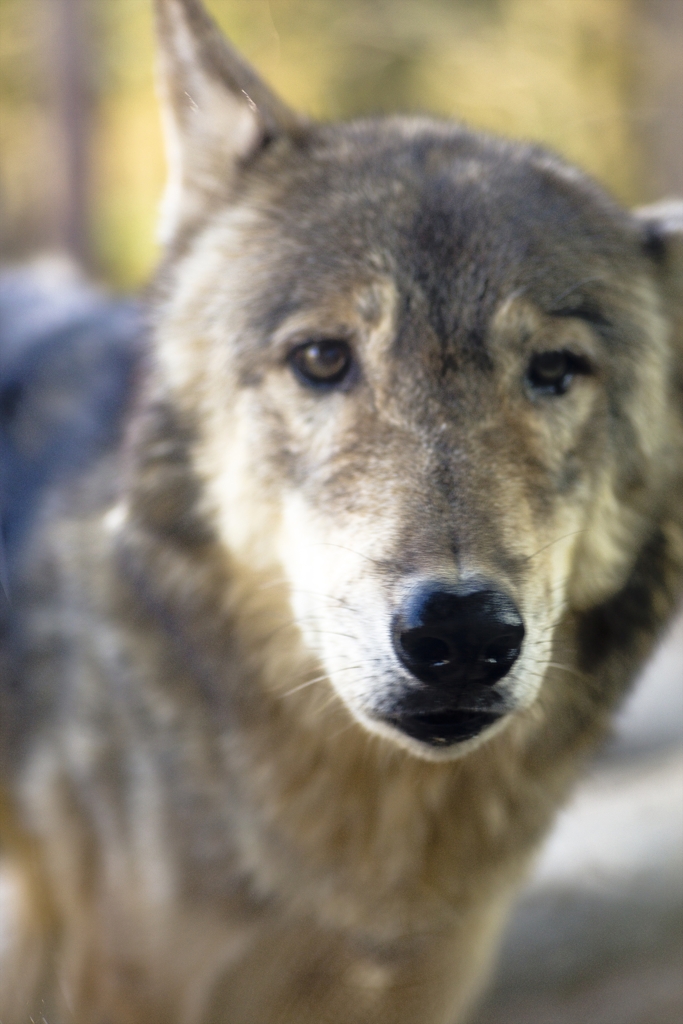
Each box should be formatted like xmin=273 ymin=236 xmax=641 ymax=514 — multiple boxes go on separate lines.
xmin=213 ymin=117 xmax=644 ymax=347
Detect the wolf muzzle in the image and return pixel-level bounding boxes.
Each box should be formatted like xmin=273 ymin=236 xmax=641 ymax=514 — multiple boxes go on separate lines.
xmin=389 ymin=580 xmax=525 ymax=746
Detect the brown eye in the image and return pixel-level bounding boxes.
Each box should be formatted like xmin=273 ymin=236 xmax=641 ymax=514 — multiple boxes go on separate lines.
xmin=527 ymin=350 xmax=590 ymax=396
xmin=290 ymin=340 xmax=353 ymax=388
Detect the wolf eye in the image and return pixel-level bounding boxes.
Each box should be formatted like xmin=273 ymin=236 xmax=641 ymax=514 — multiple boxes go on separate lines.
xmin=527 ymin=350 xmax=590 ymax=396
xmin=289 ymin=340 xmax=353 ymax=387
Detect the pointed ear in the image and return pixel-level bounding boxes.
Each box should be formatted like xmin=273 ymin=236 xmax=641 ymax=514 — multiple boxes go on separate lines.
xmin=154 ymin=0 xmax=306 ymax=243
xmin=634 ymin=200 xmax=683 ymax=352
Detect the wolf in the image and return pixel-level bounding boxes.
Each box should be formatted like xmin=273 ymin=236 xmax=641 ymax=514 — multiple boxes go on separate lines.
xmin=1 ymin=0 xmax=682 ymax=1021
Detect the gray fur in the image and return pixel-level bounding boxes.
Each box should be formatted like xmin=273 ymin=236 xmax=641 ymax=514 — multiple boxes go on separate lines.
xmin=1 ymin=2 xmax=682 ymax=1021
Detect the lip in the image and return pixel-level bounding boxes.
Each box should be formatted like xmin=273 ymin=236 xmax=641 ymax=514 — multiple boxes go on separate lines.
xmin=386 ymin=709 xmax=504 ymax=747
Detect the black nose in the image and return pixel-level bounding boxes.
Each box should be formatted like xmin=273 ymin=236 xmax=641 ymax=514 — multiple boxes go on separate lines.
xmin=393 ymin=581 xmax=525 ymax=689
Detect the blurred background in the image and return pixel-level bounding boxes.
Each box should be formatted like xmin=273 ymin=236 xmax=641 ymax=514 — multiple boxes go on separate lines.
xmin=0 ymin=0 xmax=682 ymax=289
xmin=0 ymin=2 xmax=681 ymax=1023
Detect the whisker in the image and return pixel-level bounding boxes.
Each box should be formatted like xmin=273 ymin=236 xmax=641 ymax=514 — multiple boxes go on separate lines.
xmin=314 ymin=690 xmax=345 ymax=715
xmin=325 ymin=719 xmax=361 ymax=743
xmin=520 ymin=529 xmax=586 ymax=567
xmin=260 ymin=618 xmax=363 ymax=645
xmin=256 ymin=580 xmax=356 ymax=611
xmin=255 ymin=578 xmax=291 ymax=592
xmin=278 ymin=676 xmax=328 ymax=699
xmin=310 ymin=542 xmax=385 ymax=571
xmin=277 ymin=663 xmax=365 ymax=699
xmin=546 ymin=661 xmax=587 ymax=680
xmin=550 ymin=276 xmax=607 ymax=309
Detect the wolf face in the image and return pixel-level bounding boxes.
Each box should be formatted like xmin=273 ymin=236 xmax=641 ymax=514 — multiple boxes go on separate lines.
xmin=151 ymin=0 xmax=683 ymax=761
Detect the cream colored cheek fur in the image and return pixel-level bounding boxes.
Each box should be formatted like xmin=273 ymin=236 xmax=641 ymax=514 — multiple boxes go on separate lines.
xmin=275 ymin=492 xmax=398 ymax=708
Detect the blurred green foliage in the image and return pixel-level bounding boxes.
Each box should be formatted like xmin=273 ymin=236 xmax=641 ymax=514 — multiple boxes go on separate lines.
xmin=0 ymin=0 xmax=643 ymax=288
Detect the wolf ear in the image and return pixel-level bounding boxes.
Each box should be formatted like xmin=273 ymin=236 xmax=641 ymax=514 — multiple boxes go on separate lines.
xmin=154 ymin=0 xmax=305 ymax=242
xmin=634 ymin=200 xmax=683 ymax=352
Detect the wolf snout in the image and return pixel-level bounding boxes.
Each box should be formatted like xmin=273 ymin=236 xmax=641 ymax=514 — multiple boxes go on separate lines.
xmin=385 ymin=581 xmax=525 ymax=747
xmin=393 ymin=580 xmax=525 ymax=688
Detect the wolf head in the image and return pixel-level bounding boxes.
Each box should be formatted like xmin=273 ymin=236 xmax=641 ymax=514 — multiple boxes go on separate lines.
xmin=146 ymin=0 xmax=683 ymax=760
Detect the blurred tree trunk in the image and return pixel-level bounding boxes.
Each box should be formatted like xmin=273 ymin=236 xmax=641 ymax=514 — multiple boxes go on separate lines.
xmin=638 ymin=0 xmax=683 ymax=200
xmin=42 ymin=0 xmax=93 ymax=268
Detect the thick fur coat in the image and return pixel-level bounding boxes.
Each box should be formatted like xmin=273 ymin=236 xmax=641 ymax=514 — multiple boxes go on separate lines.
xmin=1 ymin=2 xmax=682 ymax=1021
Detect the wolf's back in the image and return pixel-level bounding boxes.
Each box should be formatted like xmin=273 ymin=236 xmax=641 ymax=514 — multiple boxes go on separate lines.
xmin=0 ymin=259 xmax=141 ymax=593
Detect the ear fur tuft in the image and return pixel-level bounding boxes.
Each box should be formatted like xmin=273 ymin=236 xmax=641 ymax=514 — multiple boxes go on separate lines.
xmin=634 ymin=200 xmax=683 ymax=358
xmin=154 ymin=0 xmax=306 ymax=243
xmin=634 ymin=199 xmax=683 ymax=268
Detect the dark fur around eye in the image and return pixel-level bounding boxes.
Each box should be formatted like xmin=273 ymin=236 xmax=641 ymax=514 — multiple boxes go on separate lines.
xmin=289 ymin=340 xmax=354 ymax=388
xmin=527 ymin=350 xmax=592 ymax=397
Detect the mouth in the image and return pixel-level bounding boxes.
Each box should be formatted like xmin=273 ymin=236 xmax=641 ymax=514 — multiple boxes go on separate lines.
xmin=385 ymin=708 xmax=505 ymax=747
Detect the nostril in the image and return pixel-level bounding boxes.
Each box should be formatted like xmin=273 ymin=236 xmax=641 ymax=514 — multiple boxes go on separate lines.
xmin=401 ymin=634 xmax=451 ymax=668
xmin=481 ymin=634 xmax=520 ymax=665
